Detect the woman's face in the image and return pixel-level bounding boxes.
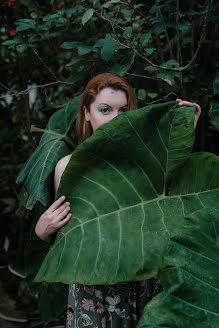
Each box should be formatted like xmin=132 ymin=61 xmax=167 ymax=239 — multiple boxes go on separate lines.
xmin=84 ymin=87 xmax=128 ymax=132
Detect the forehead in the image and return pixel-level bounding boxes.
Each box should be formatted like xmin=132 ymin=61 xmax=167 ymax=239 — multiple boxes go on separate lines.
xmin=93 ymin=87 xmax=127 ymax=106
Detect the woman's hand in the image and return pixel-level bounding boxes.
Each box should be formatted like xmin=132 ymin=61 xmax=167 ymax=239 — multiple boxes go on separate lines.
xmin=176 ymin=99 xmax=201 ymax=129
xmin=35 ymin=195 xmax=72 ymax=242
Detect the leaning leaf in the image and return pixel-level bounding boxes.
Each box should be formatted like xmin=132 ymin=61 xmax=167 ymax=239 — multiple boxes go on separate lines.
xmin=81 ymin=8 xmax=94 ymax=25
xmin=16 ymin=96 xmax=81 ymax=209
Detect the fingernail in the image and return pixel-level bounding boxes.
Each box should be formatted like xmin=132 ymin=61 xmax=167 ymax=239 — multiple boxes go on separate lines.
xmin=66 ymin=202 xmax=70 ymax=205
xmin=61 ymin=195 xmax=65 ymax=199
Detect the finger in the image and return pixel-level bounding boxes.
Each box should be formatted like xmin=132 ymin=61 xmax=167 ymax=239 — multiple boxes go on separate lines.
xmin=194 ymin=103 xmax=201 ymax=113
xmin=176 ymin=98 xmax=182 ymax=102
xmin=177 ymin=100 xmax=196 ymax=107
xmin=56 ymin=206 xmax=71 ymax=221
xmin=47 ymin=196 xmax=66 ymax=213
xmin=57 ymin=213 xmax=72 ymax=228
xmin=54 ymin=202 xmax=70 ymax=216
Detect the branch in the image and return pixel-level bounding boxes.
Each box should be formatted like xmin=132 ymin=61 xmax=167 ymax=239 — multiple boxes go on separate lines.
xmin=155 ymin=0 xmax=173 ymax=58
xmin=101 ymin=0 xmax=213 ymax=72
xmin=126 ymin=72 xmax=164 ymax=82
xmin=0 ymin=81 xmax=68 ymax=99
xmin=176 ymin=0 xmax=180 ymax=63
xmin=32 ymin=48 xmax=59 ymax=81
xmin=146 ymin=92 xmax=178 ymax=105
xmin=178 ymin=0 xmax=213 ymax=72
xmin=121 ymin=0 xmax=147 ymax=20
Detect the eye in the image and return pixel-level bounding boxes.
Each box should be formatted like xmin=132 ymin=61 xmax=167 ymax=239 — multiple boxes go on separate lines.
xmin=119 ymin=107 xmax=128 ymax=113
xmin=99 ymin=107 xmax=110 ymax=114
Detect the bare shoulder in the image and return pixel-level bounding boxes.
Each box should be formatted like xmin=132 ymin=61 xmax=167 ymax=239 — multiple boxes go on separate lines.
xmin=56 ymin=154 xmax=72 ymax=171
xmin=54 ymin=154 xmax=72 ymax=193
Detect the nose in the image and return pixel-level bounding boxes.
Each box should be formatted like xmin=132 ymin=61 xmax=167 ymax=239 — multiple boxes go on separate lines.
xmin=111 ymin=111 xmax=119 ymax=119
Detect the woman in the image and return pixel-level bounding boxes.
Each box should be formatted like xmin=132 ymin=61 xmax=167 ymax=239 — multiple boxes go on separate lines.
xmin=35 ymin=73 xmax=201 ymax=328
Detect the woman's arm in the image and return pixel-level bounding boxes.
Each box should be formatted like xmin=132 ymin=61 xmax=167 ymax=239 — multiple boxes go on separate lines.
xmin=35 ymin=154 xmax=72 ymax=242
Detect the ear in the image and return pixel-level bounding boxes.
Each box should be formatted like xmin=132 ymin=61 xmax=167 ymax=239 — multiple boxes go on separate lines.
xmin=83 ymin=106 xmax=90 ymax=121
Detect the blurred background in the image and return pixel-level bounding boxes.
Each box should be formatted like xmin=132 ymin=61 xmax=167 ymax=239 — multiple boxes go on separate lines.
xmin=0 ymin=0 xmax=218 ymax=327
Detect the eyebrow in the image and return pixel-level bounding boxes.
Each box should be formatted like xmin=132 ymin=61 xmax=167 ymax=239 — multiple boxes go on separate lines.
xmin=98 ymin=103 xmax=128 ymax=108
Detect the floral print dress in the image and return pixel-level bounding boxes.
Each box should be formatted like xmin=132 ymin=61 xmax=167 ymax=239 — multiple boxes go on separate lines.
xmin=66 ymin=279 xmax=162 ymax=328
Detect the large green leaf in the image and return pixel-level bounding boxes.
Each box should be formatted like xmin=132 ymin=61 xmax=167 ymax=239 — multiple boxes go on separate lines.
xmin=137 ymin=206 xmax=219 ymax=328
xmin=35 ymin=101 xmax=202 ymax=284
xmin=16 ymin=96 xmax=81 ymax=209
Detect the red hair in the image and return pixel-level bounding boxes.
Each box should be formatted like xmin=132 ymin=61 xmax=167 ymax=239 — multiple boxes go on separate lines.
xmin=76 ymin=72 xmax=137 ymax=144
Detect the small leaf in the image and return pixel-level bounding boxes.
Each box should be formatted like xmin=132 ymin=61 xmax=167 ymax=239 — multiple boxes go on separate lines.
xmin=137 ymin=89 xmax=146 ymax=100
xmin=16 ymin=44 xmax=28 ymax=53
xmin=162 ymin=59 xmax=180 ymax=68
xmin=61 ymin=41 xmax=81 ymax=49
xmin=178 ymin=21 xmax=190 ymax=32
xmin=148 ymin=93 xmax=158 ymax=99
xmin=102 ymin=0 xmax=120 ymax=8
xmin=65 ymin=58 xmax=85 ymax=67
xmin=1 ymin=39 xmax=19 ymax=46
xmin=123 ymin=26 xmax=132 ymax=39
xmin=81 ymin=8 xmax=94 ymax=25
xmin=15 ymin=18 xmax=35 ymax=31
xmin=61 ymin=41 xmax=93 ymax=55
xmin=146 ymin=48 xmax=155 ymax=55
xmin=140 ymin=32 xmax=151 ymax=46
xmin=65 ymin=71 xmax=87 ymax=84
xmin=110 ymin=51 xmax=135 ymax=75
xmin=144 ymin=66 xmax=158 ymax=72
xmin=157 ymin=72 xmax=179 ymax=86
xmin=94 ymin=34 xmax=120 ymax=61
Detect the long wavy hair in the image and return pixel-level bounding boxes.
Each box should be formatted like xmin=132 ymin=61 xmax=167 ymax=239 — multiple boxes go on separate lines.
xmin=76 ymin=72 xmax=137 ymax=144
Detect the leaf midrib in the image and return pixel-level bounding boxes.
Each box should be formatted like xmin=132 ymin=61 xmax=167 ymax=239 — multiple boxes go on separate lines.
xmin=52 ymin=188 xmax=219 ymax=250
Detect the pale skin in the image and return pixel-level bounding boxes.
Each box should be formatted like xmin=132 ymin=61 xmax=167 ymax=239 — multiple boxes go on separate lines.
xmin=35 ymin=87 xmax=202 ymax=242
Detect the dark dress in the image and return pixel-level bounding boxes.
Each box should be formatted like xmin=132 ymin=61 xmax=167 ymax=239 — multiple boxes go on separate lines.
xmin=66 ymin=278 xmax=162 ymax=328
